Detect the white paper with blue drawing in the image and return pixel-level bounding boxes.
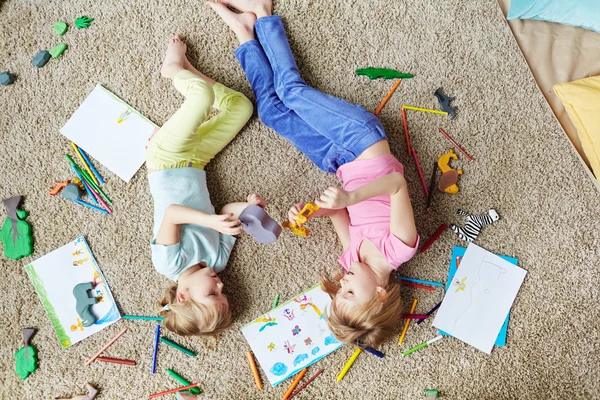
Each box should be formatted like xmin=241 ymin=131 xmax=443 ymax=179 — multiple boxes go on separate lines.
xmin=241 ymin=285 xmax=343 ymax=386
xmin=432 ymin=243 xmax=526 ymax=354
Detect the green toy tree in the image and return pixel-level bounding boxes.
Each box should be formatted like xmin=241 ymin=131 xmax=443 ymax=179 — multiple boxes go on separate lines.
xmin=1 ymin=196 xmax=34 ymax=260
xmin=14 ymin=345 xmax=38 ymax=380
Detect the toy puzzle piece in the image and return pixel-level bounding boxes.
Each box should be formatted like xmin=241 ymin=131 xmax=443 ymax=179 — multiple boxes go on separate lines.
xmin=435 ymin=88 xmax=457 ymax=119
xmin=1 ymin=196 xmax=34 ymax=260
xmin=282 ymin=221 xmax=309 ymax=237
xmin=239 ymin=205 xmax=282 ymax=244
xmin=356 ymin=67 xmax=414 ymax=80
xmin=32 ymin=50 xmax=51 ymax=68
xmin=294 ymin=203 xmax=320 ymax=225
xmin=49 ymin=180 xmax=71 ymax=196
xmin=73 ymin=282 xmax=98 ymax=327
xmin=50 ymin=43 xmax=68 ymax=59
xmin=55 ymin=383 xmax=99 ymax=400
xmin=437 ymin=149 xmax=463 ymax=194
xmin=75 ymin=16 xmax=94 ymax=29
xmin=61 ymin=183 xmax=83 ymax=200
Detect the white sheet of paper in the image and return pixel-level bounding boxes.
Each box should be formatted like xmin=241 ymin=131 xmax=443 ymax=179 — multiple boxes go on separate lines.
xmin=241 ymin=285 xmax=344 ymax=386
xmin=60 ymin=84 xmax=157 ymax=182
xmin=432 ymin=243 xmax=526 ymax=354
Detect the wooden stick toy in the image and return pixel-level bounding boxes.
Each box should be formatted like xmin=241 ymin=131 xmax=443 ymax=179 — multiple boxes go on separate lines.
xmin=438 ymin=128 xmax=472 ymax=161
xmin=375 ymin=79 xmax=402 ymax=115
xmin=420 ymin=224 xmax=447 ymax=253
xmin=398 ymin=299 xmax=418 ymax=345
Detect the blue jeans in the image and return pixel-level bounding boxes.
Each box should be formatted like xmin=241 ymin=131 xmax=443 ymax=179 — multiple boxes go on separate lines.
xmin=234 ymin=16 xmax=386 ymax=173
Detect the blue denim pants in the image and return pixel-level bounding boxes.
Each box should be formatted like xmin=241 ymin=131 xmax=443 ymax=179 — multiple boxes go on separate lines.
xmin=234 ymin=16 xmax=386 ymax=173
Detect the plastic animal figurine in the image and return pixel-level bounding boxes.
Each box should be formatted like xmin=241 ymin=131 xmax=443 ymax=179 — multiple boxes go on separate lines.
xmin=239 ymin=205 xmax=282 ymax=243
xmin=1 ymin=196 xmax=34 ymax=260
xmin=73 ymin=282 xmax=98 ymax=327
xmin=55 ymin=383 xmax=98 ymax=400
xmin=449 ymin=209 xmax=500 ymax=242
xmin=434 ymin=88 xmax=457 ymax=119
xmin=74 ymin=16 xmax=94 ymax=29
xmin=49 ymin=180 xmax=71 ymax=196
xmin=437 ymin=149 xmax=463 ymax=194
xmin=14 ymin=328 xmax=38 ymax=380
xmin=355 ymin=67 xmax=414 ymax=80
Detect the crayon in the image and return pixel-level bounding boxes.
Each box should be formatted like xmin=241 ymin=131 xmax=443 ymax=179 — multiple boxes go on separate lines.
xmin=122 ymin=315 xmax=165 ymax=321
xmin=398 ymin=299 xmax=418 ymax=345
xmin=336 ymin=348 xmax=361 ymax=383
xmin=399 ymin=280 xmax=435 ymax=291
xmin=151 ymin=324 xmax=160 ymax=374
xmin=417 ymin=301 xmax=442 ymax=325
xmin=78 ymin=146 xmax=105 ymax=184
xmin=287 ymin=369 xmax=324 ymax=399
xmin=96 ymin=356 xmax=136 ymax=366
xmin=148 ymin=384 xmax=200 ymax=399
xmin=402 ymin=105 xmax=448 ymax=115
xmin=247 ymin=350 xmax=262 ymax=390
xmin=71 ymin=142 xmax=98 ymax=185
xmin=160 ymin=337 xmax=196 ymax=357
xmin=420 ymin=224 xmax=448 ymax=253
xmin=84 ymin=328 xmax=127 ymax=366
xmin=402 ymin=335 xmax=443 ymax=357
xmin=412 ymin=147 xmax=428 ymax=198
xmin=166 ymin=369 xmax=201 ymax=394
xmin=283 ymin=368 xmax=307 ymax=399
xmin=438 ymin=128 xmax=473 ymax=161
xmin=375 ymin=79 xmax=402 ymax=116
xmin=397 ymin=277 xmax=444 ymax=287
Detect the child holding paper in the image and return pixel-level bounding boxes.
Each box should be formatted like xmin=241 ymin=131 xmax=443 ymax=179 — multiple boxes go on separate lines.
xmin=147 ymin=35 xmax=262 ymax=337
xmin=208 ymin=0 xmax=419 ymax=347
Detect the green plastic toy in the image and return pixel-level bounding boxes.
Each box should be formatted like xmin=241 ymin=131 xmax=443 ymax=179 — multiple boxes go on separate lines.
xmin=14 ymin=328 xmax=38 ymax=380
xmin=1 ymin=196 xmax=34 ymax=260
xmin=425 ymin=389 xmax=439 ymax=399
xmin=54 ymin=21 xmax=68 ymax=36
xmin=355 ymin=67 xmax=414 ymax=80
xmin=75 ymin=16 xmax=94 ymax=29
xmin=50 ymin=43 xmax=68 ymax=59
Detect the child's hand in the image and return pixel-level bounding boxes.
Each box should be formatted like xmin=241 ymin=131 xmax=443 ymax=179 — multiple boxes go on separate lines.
xmin=315 ymin=187 xmax=354 ymax=209
xmin=209 ymin=213 xmax=243 ymax=236
xmin=288 ymin=203 xmax=306 ymax=224
xmin=247 ymin=193 xmax=266 ymax=208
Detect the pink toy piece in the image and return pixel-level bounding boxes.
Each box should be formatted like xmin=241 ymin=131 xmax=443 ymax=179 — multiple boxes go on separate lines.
xmin=239 ymin=205 xmax=282 ymax=244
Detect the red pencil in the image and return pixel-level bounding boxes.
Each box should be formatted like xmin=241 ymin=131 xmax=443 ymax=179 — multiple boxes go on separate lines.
xmin=287 ymin=369 xmax=324 ymax=400
xmin=399 ymin=281 xmax=435 ymax=291
xmin=96 ymin=356 xmax=136 ymax=366
xmin=402 ymin=314 xmax=430 ymax=319
xmin=420 ymin=223 xmax=448 ymax=253
xmin=402 ymin=108 xmax=411 ymax=157
xmin=412 ymin=147 xmax=428 ymax=198
xmin=438 ymin=128 xmax=473 ymax=161
xmin=149 ymin=384 xmax=200 ymax=399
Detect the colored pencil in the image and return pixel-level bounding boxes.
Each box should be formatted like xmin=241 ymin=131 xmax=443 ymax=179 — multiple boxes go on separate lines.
xmin=417 ymin=301 xmax=442 ymax=325
xmin=399 ymin=280 xmax=435 ymax=291
xmin=160 ymin=337 xmax=196 ymax=357
xmin=78 ymin=146 xmax=105 ymax=184
xmin=402 ymin=314 xmax=430 ymax=319
xmin=402 ymin=335 xmax=443 ymax=356
xmin=79 ymin=168 xmax=112 ymax=205
xmin=438 ymin=128 xmax=473 ymax=161
xmin=403 ymin=105 xmax=448 ymax=115
xmin=84 ymin=328 xmax=127 ymax=366
xmin=426 ymin=161 xmax=438 ymax=212
xmin=401 ymin=108 xmax=411 ymax=157
xmin=287 ymin=368 xmax=324 ymax=399
xmin=336 ymin=348 xmax=361 ymax=383
xmin=148 ymin=383 xmax=200 ymax=399
xmin=272 ymin=294 xmax=280 ymax=309
xmin=412 ymin=147 xmax=428 ymax=198
xmin=375 ymin=79 xmax=402 ymax=116
xmin=151 ymin=324 xmax=160 ymax=374
xmin=456 ymin=256 xmax=463 ymax=267
xmin=398 ymin=299 xmax=418 ymax=345
xmin=420 ymin=224 xmax=448 ymax=253
xmin=72 ymin=199 xmax=109 ymax=215
xmin=70 ymin=163 xmax=98 ymax=205
xmin=122 ymin=315 xmax=164 ymax=321
xmin=96 ymin=356 xmax=136 ymax=366
xmin=246 ymin=350 xmax=262 ymax=390
xmin=166 ymin=369 xmax=201 ymax=394
xmin=71 ymin=142 xmax=98 ymax=185
xmin=397 ymin=277 xmax=444 ymax=287
xmin=356 ymin=343 xmax=384 ymax=358
xmin=282 ymin=368 xmax=307 ymax=399
xmin=87 ymin=185 xmax=112 ymax=213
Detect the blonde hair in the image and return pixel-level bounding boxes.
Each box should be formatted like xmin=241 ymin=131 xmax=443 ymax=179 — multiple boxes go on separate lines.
xmin=319 ymin=267 xmax=403 ymax=348
xmin=158 ymin=285 xmax=232 ymax=337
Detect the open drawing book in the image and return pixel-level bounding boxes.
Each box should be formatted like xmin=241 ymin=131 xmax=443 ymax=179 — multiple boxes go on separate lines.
xmin=24 ymin=237 xmax=120 ymax=349
xmin=241 ymin=285 xmax=344 ymax=386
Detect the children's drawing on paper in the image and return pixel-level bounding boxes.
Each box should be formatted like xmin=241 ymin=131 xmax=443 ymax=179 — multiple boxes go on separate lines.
xmin=117 ymin=109 xmax=132 ymax=124
xmin=291 ymin=325 xmax=301 ymax=336
xmin=293 ymin=354 xmax=308 ymax=366
xmin=282 ymin=308 xmax=295 ymax=320
xmin=454 ymin=277 xmax=467 ymax=292
xmin=284 ymin=340 xmax=296 ymax=354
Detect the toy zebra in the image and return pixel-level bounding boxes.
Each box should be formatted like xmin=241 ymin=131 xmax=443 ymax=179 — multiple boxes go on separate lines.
xmin=449 ymin=209 xmax=500 ymax=242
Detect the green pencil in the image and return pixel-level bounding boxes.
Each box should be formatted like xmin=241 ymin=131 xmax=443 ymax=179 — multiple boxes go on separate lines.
xmin=79 ymin=168 xmax=112 ymax=205
xmin=166 ymin=369 xmax=201 ymax=394
xmin=402 ymin=335 xmax=443 ymax=357
xmin=122 ymin=315 xmax=164 ymax=321
xmin=272 ymin=294 xmax=280 ymax=309
xmin=160 ymin=337 xmax=196 ymax=357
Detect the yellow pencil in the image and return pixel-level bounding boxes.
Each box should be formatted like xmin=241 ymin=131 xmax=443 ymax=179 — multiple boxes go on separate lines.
xmin=398 ymin=299 xmax=418 ymax=345
xmin=336 ymin=347 xmax=362 ymax=383
xmin=402 ymin=105 xmax=448 ymax=115
xmin=282 ymin=368 xmax=306 ymax=399
xmin=71 ymin=142 xmax=98 ymax=185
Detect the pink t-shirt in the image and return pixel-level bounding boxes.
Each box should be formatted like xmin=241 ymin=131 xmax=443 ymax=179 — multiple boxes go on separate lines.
xmin=336 ymin=154 xmax=419 ymax=270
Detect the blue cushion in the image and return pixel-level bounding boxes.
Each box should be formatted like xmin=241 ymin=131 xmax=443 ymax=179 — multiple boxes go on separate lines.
xmin=507 ymin=0 xmax=600 ymax=33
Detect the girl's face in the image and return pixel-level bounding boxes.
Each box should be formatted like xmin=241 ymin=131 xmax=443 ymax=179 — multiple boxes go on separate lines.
xmin=336 ymin=262 xmax=383 ymax=308
xmin=179 ymin=264 xmax=228 ymax=309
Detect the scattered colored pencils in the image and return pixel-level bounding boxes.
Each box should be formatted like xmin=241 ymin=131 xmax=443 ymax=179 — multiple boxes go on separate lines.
xmin=403 ymin=105 xmax=448 ymax=115
xmin=356 ymin=343 xmax=384 ymax=358
xmin=167 ymin=369 xmax=202 ymax=395
xmin=398 ymin=299 xmax=418 ymax=345
xmin=96 ymin=356 xmax=136 ymax=366
xmin=417 ymin=301 xmax=442 ymax=325
xmin=272 ymin=294 xmax=280 ymax=309
xmin=151 ymin=324 xmax=160 ymax=374
xmin=148 ymin=383 xmax=200 ymax=399
xmin=246 ymin=350 xmax=262 ymax=390
xmin=426 ymin=161 xmax=438 ymax=212
xmin=420 ymin=224 xmax=448 ymax=253
xmin=78 ymin=146 xmax=105 ymax=184
xmin=287 ymin=369 xmax=324 ymax=399
xmin=122 ymin=315 xmax=164 ymax=321
xmin=84 ymin=328 xmax=127 ymax=366
xmin=402 ymin=314 xmax=430 ymax=319
xmin=456 ymin=256 xmax=463 ymax=267
xmin=397 ymin=277 xmax=444 ymax=287
xmin=70 ymin=164 xmax=97 ymax=205
xmin=401 ymin=108 xmax=411 ymax=157
xmin=438 ymin=128 xmax=473 ymax=161
xmin=375 ymin=79 xmax=402 ymax=115
xmin=160 ymin=337 xmax=196 ymax=357
xmin=399 ymin=280 xmax=435 ymax=291
xmin=336 ymin=348 xmax=362 ymax=382
xmin=282 ymin=368 xmax=307 ymax=399
xmin=71 ymin=198 xmax=109 ymax=215
xmin=71 ymin=142 xmax=98 ymax=185
xmin=412 ymin=147 xmax=429 ymax=198
xmin=402 ymin=335 xmax=443 ymax=357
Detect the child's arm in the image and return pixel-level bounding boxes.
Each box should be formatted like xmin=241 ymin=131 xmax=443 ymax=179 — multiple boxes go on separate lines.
xmin=288 ymin=203 xmax=351 ymax=250
xmin=220 ymin=193 xmax=266 ymax=219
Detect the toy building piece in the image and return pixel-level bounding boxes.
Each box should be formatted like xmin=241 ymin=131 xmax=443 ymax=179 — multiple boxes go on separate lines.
xmin=437 ymin=148 xmax=463 ymax=194
xmin=355 ymin=67 xmax=414 ymax=80
xmin=449 ymin=209 xmax=500 ymax=242
xmin=434 ymin=88 xmax=457 ymax=119
xmin=22 ymin=328 xmax=36 ymax=359
xmin=295 ymin=203 xmax=320 ymax=225
xmin=49 ymin=180 xmax=71 ymax=196
xmin=425 ymin=389 xmax=439 ymax=399
xmin=73 ymin=282 xmax=98 ymax=327
xmin=0 ymin=71 xmax=14 ymax=85
xmin=50 ymin=43 xmax=68 ymax=59
xmin=54 ymin=21 xmax=69 ymax=36
xmin=14 ymin=328 xmax=38 ymax=380
xmin=75 ymin=16 xmax=94 ymax=29
xmin=282 ymin=221 xmax=310 ymax=237
xmin=1 ymin=196 xmax=34 ymax=260
xmin=61 ymin=183 xmax=83 ymax=200
xmin=32 ymin=50 xmax=51 ymax=68
xmin=55 ymin=383 xmax=99 ymax=400
xmin=239 ymin=205 xmax=282 ymax=244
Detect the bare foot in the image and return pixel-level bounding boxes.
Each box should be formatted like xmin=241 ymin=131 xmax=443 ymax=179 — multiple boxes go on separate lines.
xmin=218 ymin=0 xmax=272 ymax=18
xmin=160 ymin=35 xmax=188 ymax=79
xmin=247 ymin=193 xmax=267 ymax=208
xmin=206 ymin=1 xmax=257 ymax=44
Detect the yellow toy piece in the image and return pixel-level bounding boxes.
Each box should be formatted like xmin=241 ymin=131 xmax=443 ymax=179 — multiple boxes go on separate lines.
xmin=282 ymin=221 xmax=310 ymax=237
xmin=295 ymin=203 xmax=320 ymax=225
xmin=437 ymin=148 xmax=463 ymax=194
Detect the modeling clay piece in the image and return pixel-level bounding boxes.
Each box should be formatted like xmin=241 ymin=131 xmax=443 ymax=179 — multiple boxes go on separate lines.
xmin=0 ymin=71 xmax=14 ymax=85
xmin=49 ymin=180 xmax=71 ymax=196
xmin=239 ymin=205 xmax=282 ymax=244
xmin=75 ymin=16 xmax=94 ymax=29
xmin=434 ymin=88 xmax=457 ymax=119
xmin=356 ymin=67 xmax=414 ymax=80
xmin=437 ymin=149 xmax=463 ymax=194
xmin=55 ymin=383 xmax=99 ymax=400
xmin=54 ymin=21 xmax=69 ymax=36
xmin=32 ymin=50 xmax=51 ymax=68
xmin=14 ymin=328 xmax=38 ymax=380
xmin=73 ymin=282 xmax=98 ymax=327
xmin=294 ymin=203 xmax=320 ymax=225
xmin=50 ymin=43 xmax=68 ymax=59
xmin=449 ymin=209 xmax=500 ymax=242
xmin=61 ymin=183 xmax=83 ymax=200
xmin=425 ymin=389 xmax=439 ymax=400
xmin=282 ymin=221 xmax=310 ymax=237
xmin=1 ymin=196 xmax=34 ymax=260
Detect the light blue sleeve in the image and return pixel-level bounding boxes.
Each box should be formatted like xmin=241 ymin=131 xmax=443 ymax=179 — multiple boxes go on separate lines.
xmin=213 ymin=234 xmax=236 ymax=273
xmin=150 ymin=239 xmax=184 ymax=280
xmin=507 ymin=0 xmax=600 ymax=33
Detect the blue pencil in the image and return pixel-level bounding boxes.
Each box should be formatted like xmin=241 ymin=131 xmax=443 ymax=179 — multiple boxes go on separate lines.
xmin=72 ymin=199 xmax=109 ymax=215
xmin=356 ymin=343 xmax=384 ymax=358
xmin=77 ymin=146 xmax=105 ymax=185
xmin=396 ymin=276 xmax=444 ymax=288
xmin=416 ymin=301 xmax=442 ymax=325
xmin=71 ymin=165 xmax=98 ymax=205
xmin=151 ymin=324 xmax=160 ymax=374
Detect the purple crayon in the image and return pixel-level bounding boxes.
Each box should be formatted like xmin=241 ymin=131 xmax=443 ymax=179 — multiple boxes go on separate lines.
xmin=239 ymin=205 xmax=282 ymax=244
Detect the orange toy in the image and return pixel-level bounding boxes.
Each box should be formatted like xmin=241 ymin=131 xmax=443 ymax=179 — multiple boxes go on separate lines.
xmin=437 ymin=148 xmax=463 ymax=194
xmin=48 ymin=180 xmax=70 ymax=196
xmin=282 ymin=221 xmax=309 ymax=237
xmin=294 ymin=203 xmax=320 ymax=225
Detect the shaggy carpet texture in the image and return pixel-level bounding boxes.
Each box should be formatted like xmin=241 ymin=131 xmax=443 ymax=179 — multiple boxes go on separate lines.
xmin=0 ymin=0 xmax=598 ymax=399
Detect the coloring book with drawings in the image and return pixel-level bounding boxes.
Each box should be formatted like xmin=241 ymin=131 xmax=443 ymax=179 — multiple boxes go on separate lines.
xmin=240 ymin=284 xmax=344 ymax=386
xmin=432 ymin=243 xmax=526 ymax=354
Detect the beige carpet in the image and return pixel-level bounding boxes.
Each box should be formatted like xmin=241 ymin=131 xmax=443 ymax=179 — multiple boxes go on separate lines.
xmin=1 ymin=0 xmax=599 ymax=399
